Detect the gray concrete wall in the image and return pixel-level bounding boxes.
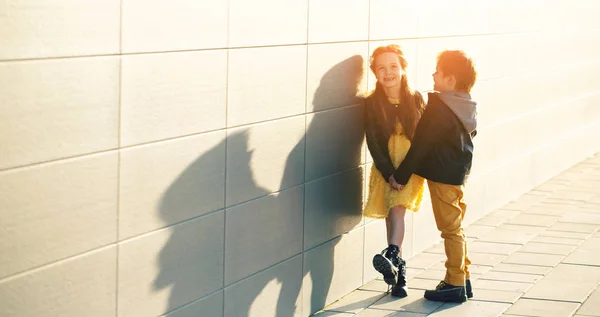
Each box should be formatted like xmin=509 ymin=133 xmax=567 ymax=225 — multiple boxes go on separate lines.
xmin=1 ymin=1 xmax=600 ymax=316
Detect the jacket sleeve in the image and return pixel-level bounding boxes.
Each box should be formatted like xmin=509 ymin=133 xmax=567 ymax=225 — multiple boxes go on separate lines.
xmin=365 ymin=104 xmax=395 ymax=182
xmin=392 ymin=103 xmax=445 ymax=185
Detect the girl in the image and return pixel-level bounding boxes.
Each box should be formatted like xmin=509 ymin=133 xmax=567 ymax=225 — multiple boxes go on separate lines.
xmin=364 ymin=44 xmax=425 ymax=297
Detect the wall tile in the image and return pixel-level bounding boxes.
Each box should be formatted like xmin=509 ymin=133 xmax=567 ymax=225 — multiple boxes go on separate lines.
xmin=0 ymin=0 xmax=119 ymax=59
xmin=0 ymin=57 xmax=119 ymax=170
xmin=306 ymin=42 xmax=368 ymax=113
xmin=0 ymin=246 xmax=117 ymax=317
xmin=119 ymin=131 xmax=226 ymax=239
xmin=225 ymin=186 xmax=304 ymax=285
xmin=165 ymin=291 xmax=223 ymax=317
xmin=303 ymin=228 xmax=364 ymax=316
xmin=118 ymin=212 xmax=224 ymax=317
xmin=308 ymin=0 xmax=369 ymax=43
xmin=228 ymin=46 xmax=307 ymax=127
xmin=0 ymin=153 xmax=117 ymax=279
xmin=363 ymin=219 xmax=388 ymax=283
xmin=304 ymin=168 xmax=364 ymax=250
xmin=417 ymin=0 xmax=491 ymax=37
xmin=369 ymin=0 xmax=418 ymax=40
xmin=121 ymin=50 xmax=227 ymax=146
xmin=224 ymin=255 xmax=303 ymax=317
xmin=226 ymin=117 xmax=305 ymax=207
xmin=122 ymin=0 xmax=227 ymax=53
xmin=229 ymin=0 xmax=308 ymax=47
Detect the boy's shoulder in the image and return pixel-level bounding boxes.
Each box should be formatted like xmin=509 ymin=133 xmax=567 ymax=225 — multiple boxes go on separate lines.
xmin=425 ymin=92 xmax=448 ymax=111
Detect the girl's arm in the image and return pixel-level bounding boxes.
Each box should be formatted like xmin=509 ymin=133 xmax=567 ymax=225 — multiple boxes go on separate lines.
xmin=365 ymin=104 xmax=395 ymax=182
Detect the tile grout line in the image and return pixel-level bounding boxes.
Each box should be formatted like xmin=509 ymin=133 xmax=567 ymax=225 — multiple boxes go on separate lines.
xmin=115 ymin=0 xmax=124 ymax=315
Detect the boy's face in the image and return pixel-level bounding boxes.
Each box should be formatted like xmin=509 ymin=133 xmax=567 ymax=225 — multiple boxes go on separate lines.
xmin=432 ymin=66 xmax=456 ymax=92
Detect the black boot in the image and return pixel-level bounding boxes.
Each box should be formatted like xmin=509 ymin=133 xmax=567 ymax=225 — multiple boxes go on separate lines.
xmin=466 ymin=279 xmax=473 ymax=299
xmin=424 ymin=281 xmax=467 ymax=303
xmin=372 ymin=245 xmax=400 ymax=286
xmin=391 ymin=257 xmax=408 ymax=297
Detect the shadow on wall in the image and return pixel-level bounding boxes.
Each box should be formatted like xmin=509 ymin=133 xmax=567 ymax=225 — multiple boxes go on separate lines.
xmin=153 ymin=55 xmax=366 ymax=317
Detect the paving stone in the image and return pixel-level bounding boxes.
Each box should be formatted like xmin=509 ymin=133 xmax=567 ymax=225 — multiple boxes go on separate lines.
xmin=504 ymin=299 xmax=580 ymax=317
xmin=492 ymin=263 xmax=553 ymax=275
xmin=479 ymin=224 xmax=544 ymax=244
xmin=313 ymin=311 xmax=355 ymax=317
xmin=415 ymin=269 xmax=445 ymax=281
xmin=467 ymin=252 xmax=507 ymax=266
xmin=561 ymin=212 xmax=600 ymax=225
xmin=581 ymin=203 xmax=600 ymax=214
xmin=475 ymin=279 xmax=533 ymax=293
xmin=376 ymin=267 xmax=424 ymax=283
xmin=563 ymin=249 xmax=600 ymax=267
xmin=539 ymin=231 xmax=590 ymax=240
xmin=355 ymin=309 xmax=426 ymax=317
xmin=518 ymin=242 xmax=576 ymax=256
xmin=469 ymin=288 xmax=523 ymax=304
xmin=474 ymin=209 xmax=521 ymax=227
xmin=524 ymin=264 xmax=600 ymax=302
xmin=548 ymin=222 xmax=599 ymax=234
xmin=428 ymin=300 xmax=511 ymax=317
xmin=522 ymin=206 xmax=571 ymax=216
xmin=502 ymin=252 xmax=564 ymax=267
xmin=323 ymin=290 xmax=387 ymax=314
xmin=576 ymin=286 xmax=600 ymax=316
xmin=479 ymin=271 xmax=543 ymax=284
xmin=550 ymin=190 xmax=598 ymax=202
xmin=359 ymin=279 xmax=389 ymax=293
xmin=468 ymin=241 xmax=521 ymax=255
xmin=531 ymin=235 xmax=583 ymax=246
xmin=406 ymin=268 xmax=426 ymax=281
xmin=423 ymin=242 xmax=445 ymax=255
xmin=535 ymin=182 xmax=569 ymax=192
xmin=505 ymin=214 xmax=560 ymax=227
xmin=369 ymin=292 xmax=444 ymax=314
xmin=406 ymin=253 xmax=446 ymax=270
xmin=428 ymin=261 xmax=491 ymax=278
xmin=465 ymin=225 xmax=496 ymax=239
xmin=541 ymin=198 xmax=581 ymax=206
xmin=407 ymin=278 xmax=442 ymax=291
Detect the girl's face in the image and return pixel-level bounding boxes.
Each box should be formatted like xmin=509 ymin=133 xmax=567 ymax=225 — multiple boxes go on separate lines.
xmin=373 ymin=52 xmax=404 ymax=90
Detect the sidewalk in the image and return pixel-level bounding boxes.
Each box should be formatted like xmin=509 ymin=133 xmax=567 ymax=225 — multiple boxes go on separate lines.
xmin=314 ymin=153 xmax=600 ymax=317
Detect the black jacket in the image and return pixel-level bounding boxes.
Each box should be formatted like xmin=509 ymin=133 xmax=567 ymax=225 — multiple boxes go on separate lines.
xmin=364 ymin=92 xmax=423 ymax=182
xmin=393 ymin=92 xmax=477 ymax=186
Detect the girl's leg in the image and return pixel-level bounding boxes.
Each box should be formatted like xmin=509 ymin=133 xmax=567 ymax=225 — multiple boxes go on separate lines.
xmin=388 ymin=205 xmax=407 ymax=256
xmin=385 ymin=216 xmax=392 ymax=245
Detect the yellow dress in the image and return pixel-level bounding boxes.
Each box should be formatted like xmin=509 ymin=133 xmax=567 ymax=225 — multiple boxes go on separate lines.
xmin=363 ymin=98 xmax=425 ymax=218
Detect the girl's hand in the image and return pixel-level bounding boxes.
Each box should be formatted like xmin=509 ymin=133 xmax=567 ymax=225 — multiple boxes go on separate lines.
xmin=389 ymin=176 xmax=404 ymax=191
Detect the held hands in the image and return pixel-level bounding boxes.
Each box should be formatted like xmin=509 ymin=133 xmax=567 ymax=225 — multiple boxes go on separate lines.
xmin=388 ymin=175 xmax=405 ymax=191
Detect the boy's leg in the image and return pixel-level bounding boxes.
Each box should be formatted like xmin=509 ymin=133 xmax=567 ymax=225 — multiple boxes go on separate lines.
xmin=459 ymin=198 xmax=471 ymax=281
xmin=428 ymin=180 xmax=467 ymax=287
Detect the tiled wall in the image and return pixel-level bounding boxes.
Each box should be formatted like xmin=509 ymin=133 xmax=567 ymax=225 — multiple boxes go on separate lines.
xmin=1 ymin=1 xmax=600 ymax=316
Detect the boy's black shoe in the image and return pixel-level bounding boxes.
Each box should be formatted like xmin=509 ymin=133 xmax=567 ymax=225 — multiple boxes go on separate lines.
xmin=391 ymin=258 xmax=408 ymax=297
xmin=372 ymin=250 xmax=398 ymax=286
xmin=424 ymin=281 xmax=468 ymax=303
xmin=466 ymin=279 xmax=473 ymax=298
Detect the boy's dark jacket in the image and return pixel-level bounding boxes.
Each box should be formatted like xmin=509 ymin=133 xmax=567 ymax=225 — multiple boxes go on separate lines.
xmin=365 ymin=91 xmax=478 ymax=186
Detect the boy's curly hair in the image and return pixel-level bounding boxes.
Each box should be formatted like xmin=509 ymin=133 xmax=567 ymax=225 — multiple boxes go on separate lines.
xmin=437 ymin=50 xmax=477 ymax=93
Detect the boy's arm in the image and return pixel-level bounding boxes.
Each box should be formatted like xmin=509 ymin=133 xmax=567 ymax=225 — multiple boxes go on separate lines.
xmin=393 ymin=104 xmax=445 ymax=185
xmin=365 ymin=105 xmax=395 ymax=182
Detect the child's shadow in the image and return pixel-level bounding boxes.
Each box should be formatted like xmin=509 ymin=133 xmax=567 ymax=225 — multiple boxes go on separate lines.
xmin=153 ymin=54 xmax=366 ymax=317
xmin=273 ymin=54 xmax=366 ymax=316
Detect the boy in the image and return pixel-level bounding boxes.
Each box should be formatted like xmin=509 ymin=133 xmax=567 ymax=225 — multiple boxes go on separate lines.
xmin=391 ymin=50 xmax=478 ymax=303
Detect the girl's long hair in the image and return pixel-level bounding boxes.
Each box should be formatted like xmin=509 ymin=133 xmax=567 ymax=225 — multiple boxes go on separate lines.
xmin=368 ymin=45 xmax=424 ymax=140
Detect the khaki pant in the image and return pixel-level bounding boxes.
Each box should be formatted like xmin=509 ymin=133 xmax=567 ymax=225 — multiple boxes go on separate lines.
xmin=428 ymin=180 xmax=471 ymax=286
